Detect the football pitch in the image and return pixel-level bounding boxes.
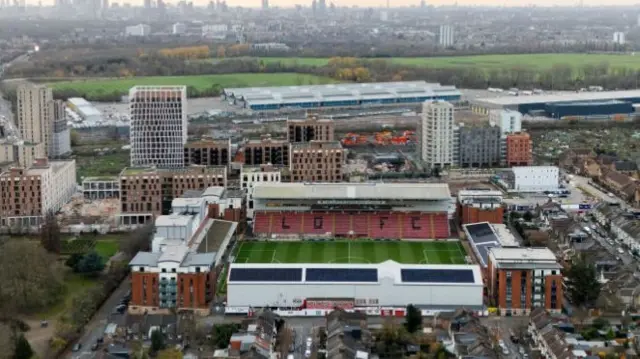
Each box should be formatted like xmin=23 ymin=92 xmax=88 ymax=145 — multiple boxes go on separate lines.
xmin=234 ymin=241 xmax=467 ymax=265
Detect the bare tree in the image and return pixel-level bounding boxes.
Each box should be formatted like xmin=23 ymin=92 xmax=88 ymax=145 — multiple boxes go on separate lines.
xmin=0 ymin=323 xmax=15 ymax=359
xmin=40 ymin=211 xmax=62 ymax=254
xmin=119 ymin=223 xmax=153 ymax=259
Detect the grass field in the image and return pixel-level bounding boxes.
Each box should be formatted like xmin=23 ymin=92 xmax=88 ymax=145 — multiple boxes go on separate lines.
xmin=49 ymin=73 xmax=335 ymax=97
xmin=259 ymin=53 xmax=640 ymax=71
xmin=235 ymin=241 xmax=466 ymax=265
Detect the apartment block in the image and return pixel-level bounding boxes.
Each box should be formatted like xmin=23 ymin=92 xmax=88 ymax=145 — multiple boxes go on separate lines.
xmin=82 ymin=177 xmax=120 ymax=200
xmin=455 ymin=123 xmax=501 ymax=168
xmin=243 ymin=137 xmax=290 ymax=166
xmin=0 ymin=159 xmax=76 ymax=227
xmin=0 ymin=140 xmax=45 ymax=168
xmin=184 ymin=138 xmax=230 ymax=167
xmin=129 ymin=190 xmax=238 ymax=314
xmin=16 ymin=84 xmax=54 ymax=157
xmin=241 ymin=164 xmax=282 ymax=190
xmin=417 ymin=100 xmax=454 ymax=169
xmin=290 ymin=141 xmax=344 ymax=182
xmin=129 ymin=86 xmax=187 ymax=168
xmin=119 ymin=165 xmax=227 ymax=225
xmin=287 ymin=115 xmax=335 ymax=143
xmin=488 ymin=247 xmax=563 ymax=315
xmin=506 ymin=132 xmax=533 ymax=167
xmin=51 ymin=100 xmax=71 ymax=158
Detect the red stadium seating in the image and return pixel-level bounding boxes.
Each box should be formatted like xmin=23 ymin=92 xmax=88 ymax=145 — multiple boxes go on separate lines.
xmin=252 ymin=210 xmax=450 ymax=239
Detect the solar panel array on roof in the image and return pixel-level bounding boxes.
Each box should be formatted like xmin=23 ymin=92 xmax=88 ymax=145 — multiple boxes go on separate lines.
xmin=229 ymin=268 xmax=303 ymax=282
xmin=466 ymin=223 xmax=497 ymax=244
xmin=306 ymin=268 xmax=378 ymax=282
xmin=400 ymin=269 xmax=475 ymax=283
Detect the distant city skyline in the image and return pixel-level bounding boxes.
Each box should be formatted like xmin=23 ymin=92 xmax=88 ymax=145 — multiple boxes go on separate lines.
xmin=24 ymin=0 xmax=640 ymax=6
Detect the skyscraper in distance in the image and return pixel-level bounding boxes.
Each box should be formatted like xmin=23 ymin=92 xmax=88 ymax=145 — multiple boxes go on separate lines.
xmin=129 ymin=86 xmax=187 ymax=168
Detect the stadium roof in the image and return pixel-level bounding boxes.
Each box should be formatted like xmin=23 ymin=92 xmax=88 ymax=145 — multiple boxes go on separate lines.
xmin=224 ymin=81 xmax=461 ymax=106
xmin=228 ymin=260 xmax=482 ymax=285
xmin=251 ymin=182 xmax=451 ymax=200
xmin=471 ymin=89 xmax=640 ymax=107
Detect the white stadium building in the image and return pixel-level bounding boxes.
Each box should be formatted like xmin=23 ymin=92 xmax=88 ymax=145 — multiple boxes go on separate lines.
xmin=225 ymin=260 xmax=484 ymax=316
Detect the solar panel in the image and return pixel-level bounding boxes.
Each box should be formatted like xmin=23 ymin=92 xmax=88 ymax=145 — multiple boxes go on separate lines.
xmin=229 ymin=268 xmax=303 ymax=282
xmin=306 ymin=268 xmax=378 ymax=282
xmin=401 ymin=269 xmax=475 ymax=283
xmin=465 ymin=223 xmax=498 ymax=244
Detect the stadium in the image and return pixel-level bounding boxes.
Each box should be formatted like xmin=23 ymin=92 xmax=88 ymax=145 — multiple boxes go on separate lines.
xmin=250 ymin=182 xmax=452 ymax=239
xmin=222 ymin=81 xmax=462 ymax=111
xmin=225 ymin=240 xmax=483 ymax=314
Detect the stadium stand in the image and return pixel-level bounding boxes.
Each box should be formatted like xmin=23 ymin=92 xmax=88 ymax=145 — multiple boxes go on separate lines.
xmin=251 ymin=183 xmax=452 ymax=239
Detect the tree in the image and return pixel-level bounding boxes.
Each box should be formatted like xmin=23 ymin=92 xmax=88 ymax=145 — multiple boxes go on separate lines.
xmin=13 ymin=334 xmax=33 ymax=359
xmin=65 ymin=253 xmax=83 ymax=269
xmin=592 ymin=317 xmax=610 ymax=330
xmin=40 ymin=211 xmax=61 ymax=254
xmin=74 ymin=251 xmax=105 ymax=276
xmin=0 ymin=241 xmax=64 ymax=315
xmin=404 ymin=304 xmax=422 ymax=333
xmin=151 ymin=329 xmax=165 ymax=353
xmin=522 ymin=211 xmax=534 ymax=222
xmin=566 ymin=257 xmax=601 ymax=308
xmin=211 ymin=324 xmax=240 ymax=349
xmin=156 ymin=348 xmax=183 ymax=359
xmin=216 ymin=46 xmax=226 ymax=58
xmin=119 ymin=223 xmax=153 ymax=259
xmin=70 ymin=130 xmax=80 ymax=147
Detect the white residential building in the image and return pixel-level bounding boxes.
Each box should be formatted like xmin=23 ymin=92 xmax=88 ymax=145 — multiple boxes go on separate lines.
xmin=438 ymin=25 xmax=455 ymax=47
xmin=490 ymin=109 xmax=522 ymax=163
xmin=125 ymin=24 xmax=151 ymax=37
xmin=51 ymin=100 xmax=71 ymax=158
xmin=202 ymin=24 xmax=228 ymax=39
xmin=129 ymin=86 xmax=187 ymax=168
xmin=49 ymin=160 xmax=77 ymax=213
xmin=613 ymin=31 xmax=626 ymax=45
xmin=417 ymin=100 xmax=454 ymax=169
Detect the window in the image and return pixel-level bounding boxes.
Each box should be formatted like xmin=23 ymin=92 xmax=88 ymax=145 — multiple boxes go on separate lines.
xmin=172 ymin=268 xmax=176 ymax=273
xmin=162 ymin=269 xmax=166 ymax=273
xmin=196 ymin=267 xmax=201 ymax=273
xmin=139 ymin=267 xmax=145 ymax=272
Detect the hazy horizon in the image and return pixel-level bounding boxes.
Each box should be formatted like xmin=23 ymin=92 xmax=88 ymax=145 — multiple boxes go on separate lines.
xmin=25 ymin=0 xmax=640 ymax=7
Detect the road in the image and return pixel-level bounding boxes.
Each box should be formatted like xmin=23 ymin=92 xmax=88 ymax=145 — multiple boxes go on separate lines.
xmin=71 ymin=278 xmax=130 ymax=359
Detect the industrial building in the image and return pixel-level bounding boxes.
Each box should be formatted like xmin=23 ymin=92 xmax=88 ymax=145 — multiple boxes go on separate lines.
xmin=496 ymin=166 xmax=560 ymax=193
xmin=471 ymin=90 xmax=640 ymax=118
xmin=487 ymin=247 xmax=563 ymax=315
xmin=129 ymin=86 xmax=187 ymax=168
xmin=223 ymin=81 xmax=461 ymax=111
xmin=67 ymin=97 xmax=103 ymax=123
xmin=251 ymin=182 xmax=451 ymax=239
xmin=225 ymin=261 xmax=483 ymax=311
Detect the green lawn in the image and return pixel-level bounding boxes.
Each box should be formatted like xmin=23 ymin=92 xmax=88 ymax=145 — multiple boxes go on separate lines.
xmin=259 ymin=53 xmax=640 ymax=71
xmin=75 ymin=150 xmax=129 ymax=181
xmin=94 ymin=240 xmax=119 ymax=260
xmin=49 ymin=73 xmax=336 ymax=97
xmin=235 ymin=240 xmax=466 ymax=265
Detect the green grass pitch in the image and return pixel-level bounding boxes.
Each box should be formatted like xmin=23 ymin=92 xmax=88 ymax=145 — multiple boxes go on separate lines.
xmin=234 ymin=241 xmax=467 ymax=265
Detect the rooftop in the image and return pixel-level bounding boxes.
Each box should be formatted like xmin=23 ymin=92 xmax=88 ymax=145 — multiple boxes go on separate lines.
xmin=291 ymin=141 xmax=343 ymax=150
xmin=121 ymin=166 xmax=227 ymax=177
xmin=472 ymin=89 xmax=640 ymax=107
xmin=252 ymin=182 xmax=451 ymax=200
xmin=489 ymin=247 xmax=561 ymax=269
xmin=155 ymin=214 xmax=195 ymax=228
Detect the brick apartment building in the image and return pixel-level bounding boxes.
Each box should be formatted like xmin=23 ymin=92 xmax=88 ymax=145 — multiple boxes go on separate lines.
xmin=184 ymin=138 xmax=231 ymax=167
xmin=243 ymin=137 xmax=290 ymax=166
xmin=487 ymin=247 xmax=563 ymax=315
xmin=290 ymin=141 xmax=344 ymax=182
xmin=457 ymin=189 xmax=504 ymax=225
xmin=287 ymin=116 xmax=335 ymax=143
xmin=506 ymin=132 xmax=533 ymax=167
xmin=0 ymin=158 xmax=76 ymax=227
xmin=119 ymin=165 xmax=227 ymax=225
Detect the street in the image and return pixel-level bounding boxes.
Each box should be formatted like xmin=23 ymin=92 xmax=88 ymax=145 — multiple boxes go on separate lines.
xmin=71 ymin=278 xmax=131 ymax=359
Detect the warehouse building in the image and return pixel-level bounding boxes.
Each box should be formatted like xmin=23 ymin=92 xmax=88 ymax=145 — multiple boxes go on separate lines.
xmin=223 ymin=81 xmax=462 ymax=111
xmin=226 ymin=261 xmax=483 ymax=312
xmin=471 ymin=90 xmax=640 ymax=118
xmin=496 ymin=166 xmax=560 ymax=193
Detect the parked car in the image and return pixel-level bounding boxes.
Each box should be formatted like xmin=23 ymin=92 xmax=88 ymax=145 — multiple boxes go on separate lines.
xmin=72 ymin=343 xmax=82 ymax=352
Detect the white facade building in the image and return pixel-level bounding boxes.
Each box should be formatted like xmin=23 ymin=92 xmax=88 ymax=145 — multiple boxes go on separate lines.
xmin=129 ymin=86 xmax=187 ymax=168
xmin=438 ymin=25 xmax=455 ymax=47
xmin=172 ymin=22 xmax=186 ymax=35
xmin=49 ymin=160 xmax=77 ymax=213
xmin=82 ymin=177 xmax=120 ymax=199
xmin=202 ymin=24 xmax=228 ymax=39
xmin=508 ymin=166 xmax=559 ymax=192
xmin=613 ymin=31 xmax=626 ymax=45
xmin=125 ymin=24 xmax=151 ymax=37
xmin=226 ymin=261 xmax=483 ymax=309
xmin=417 ymin=100 xmax=454 ymax=169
